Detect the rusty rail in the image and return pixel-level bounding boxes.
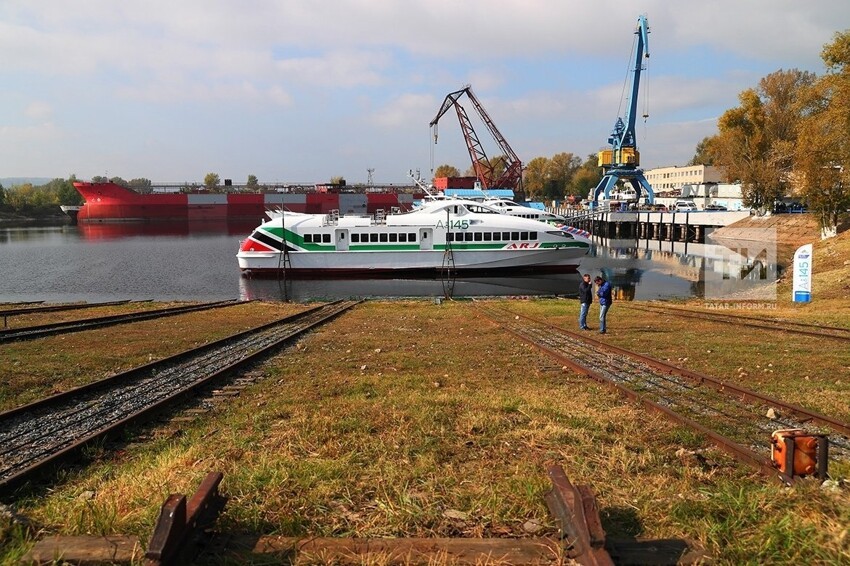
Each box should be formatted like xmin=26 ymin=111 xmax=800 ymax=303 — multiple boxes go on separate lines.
xmin=23 ymin=466 xmax=703 ymax=565
xmin=622 ymin=303 xmax=850 ymax=342
xmin=145 ymin=472 xmax=225 ymax=565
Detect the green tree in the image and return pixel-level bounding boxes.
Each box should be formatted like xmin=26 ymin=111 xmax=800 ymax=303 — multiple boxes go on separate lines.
xmin=109 ymin=176 xmax=129 ymax=187
xmin=712 ymin=69 xmax=815 ymax=212
xmin=204 ymin=172 xmax=221 ymax=191
xmin=0 ymin=182 xmax=5 ymax=207
xmin=247 ymin=174 xmax=259 ymax=189
xmin=49 ymin=177 xmax=83 ymax=206
xmin=330 ymin=176 xmax=346 ymax=185
xmin=568 ymin=154 xmax=604 ymax=200
xmin=795 ymin=31 xmax=850 ymax=234
xmin=432 ymin=164 xmax=461 ymax=179
xmin=91 ymin=175 xmax=108 ymax=183
xmin=128 ymin=178 xmax=152 ymax=192
xmin=546 ymin=152 xmax=582 ymax=199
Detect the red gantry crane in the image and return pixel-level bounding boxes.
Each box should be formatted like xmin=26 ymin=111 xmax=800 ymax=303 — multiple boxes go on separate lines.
xmin=429 ymin=85 xmax=525 ymax=201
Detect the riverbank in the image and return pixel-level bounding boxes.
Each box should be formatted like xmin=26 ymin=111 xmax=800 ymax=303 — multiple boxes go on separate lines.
xmin=0 ymin=212 xmax=70 ymax=227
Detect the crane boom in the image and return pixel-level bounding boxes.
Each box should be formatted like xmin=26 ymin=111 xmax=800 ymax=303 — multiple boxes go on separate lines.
xmin=592 ymin=15 xmax=655 ymax=205
xmin=430 ymin=86 xmax=524 ymax=199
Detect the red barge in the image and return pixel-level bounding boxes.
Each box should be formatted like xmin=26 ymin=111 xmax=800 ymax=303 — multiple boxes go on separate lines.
xmin=71 ymin=181 xmax=420 ymax=224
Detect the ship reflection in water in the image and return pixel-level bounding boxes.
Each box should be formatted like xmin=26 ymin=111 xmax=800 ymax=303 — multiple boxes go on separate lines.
xmin=239 ymin=274 xmax=585 ymax=302
xmin=77 ymin=220 xmax=261 ymax=240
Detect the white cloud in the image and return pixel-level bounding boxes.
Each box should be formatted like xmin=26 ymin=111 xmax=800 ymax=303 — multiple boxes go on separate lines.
xmin=24 ymin=101 xmax=53 ymax=120
xmin=1 ymin=0 xmax=847 ymax=180
xmin=373 ymin=93 xmax=435 ymax=128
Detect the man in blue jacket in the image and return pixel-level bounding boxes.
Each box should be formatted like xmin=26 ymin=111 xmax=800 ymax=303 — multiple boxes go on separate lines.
xmin=578 ymin=273 xmax=593 ymax=330
xmin=594 ymin=275 xmax=612 ymax=334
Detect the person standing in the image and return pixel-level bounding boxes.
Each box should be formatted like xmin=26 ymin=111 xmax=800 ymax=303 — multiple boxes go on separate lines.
xmin=578 ymin=273 xmax=593 ymax=330
xmin=595 ymin=275 xmax=612 ymax=334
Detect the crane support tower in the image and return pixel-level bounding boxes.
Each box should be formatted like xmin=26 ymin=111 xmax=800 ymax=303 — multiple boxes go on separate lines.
xmin=430 ymin=86 xmax=525 ymax=201
xmin=592 ymin=15 xmax=655 ymax=205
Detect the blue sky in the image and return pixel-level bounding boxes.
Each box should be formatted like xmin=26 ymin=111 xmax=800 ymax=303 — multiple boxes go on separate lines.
xmin=1 ymin=0 xmax=846 ymax=185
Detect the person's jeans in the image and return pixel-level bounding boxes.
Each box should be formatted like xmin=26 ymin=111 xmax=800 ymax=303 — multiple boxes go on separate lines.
xmin=579 ymin=302 xmax=590 ymax=328
xmin=599 ymin=304 xmax=610 ymax=332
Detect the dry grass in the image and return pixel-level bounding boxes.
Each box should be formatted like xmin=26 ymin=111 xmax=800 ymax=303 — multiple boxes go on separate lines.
xmin=2 ymin=299 xmax=849 ymax=565
xmin=0 ymin=301 xmax=303 ymax=412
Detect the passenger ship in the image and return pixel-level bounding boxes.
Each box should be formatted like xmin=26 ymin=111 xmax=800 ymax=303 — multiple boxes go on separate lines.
xmin=237 ymin=199 xmax=589 ymax=277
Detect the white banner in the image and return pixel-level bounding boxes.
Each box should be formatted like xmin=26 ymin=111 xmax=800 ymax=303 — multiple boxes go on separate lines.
xmin=792 ymin=244 xmax=813 ymax=302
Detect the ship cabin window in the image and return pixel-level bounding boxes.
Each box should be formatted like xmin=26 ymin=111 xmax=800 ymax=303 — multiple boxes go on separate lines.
xmin=351 ymin=233 xmax=359 ymax=243
xmin=409 ymin=233 xmax=416 ymax=241
xmin=304 ymin=234 xmax=313 ymax=243
xmin=380 ymin=233 xmax=388 ymax=242
xmin=520 ymin=232 xmax=529 ymax=240
xmin=399 ymin=233 xmax=407 ymax=242
xmin=483 ymin=232 xmax=492 ymax=241
xmin=530 ymin=232 xmax=538 ymax=240
xmin=502 ymin=232 xmax=510 ymax=240
xmin=323 ymin=234 xmax=331 ymax=243
xmin=389 ymin=233 xmax=397 ymax=242
xmin=511 ymin=232 xmax=519 ymax=240
xmin=370 ymin=234 xmax=378 ymax=243
xmin=464 ymin=232 xmax=473 ymax=242
xmin=474 ymin=232 xmax=483 ymax=241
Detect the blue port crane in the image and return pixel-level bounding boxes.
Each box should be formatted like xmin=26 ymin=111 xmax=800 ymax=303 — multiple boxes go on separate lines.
xmin=592 ymin=15 xmax=655 ymax=205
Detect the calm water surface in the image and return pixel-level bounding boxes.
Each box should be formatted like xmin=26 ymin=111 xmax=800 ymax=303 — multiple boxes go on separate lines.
xmin=0 ymin=224 xmax=782 ymax=303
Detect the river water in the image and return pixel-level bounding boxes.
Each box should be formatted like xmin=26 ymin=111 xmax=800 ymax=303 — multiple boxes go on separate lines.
xmin=0 ymin=223 xmax=784 ymax=303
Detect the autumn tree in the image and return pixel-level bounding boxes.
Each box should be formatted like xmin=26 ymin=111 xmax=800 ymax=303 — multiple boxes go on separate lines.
xmin=522 ymin=157 xmax=549 ymax=198
xmin=432 ymin=164 xmax=461 ymax=179
xmin=204 ymin=172 xmax=221 ymax=190
xmin=247 ymin=174 xmax=259 ymax=189
xmin=795 ymin=30 xmax=850 ymax=235
xmin=689 ymin=136 xmax=717 ymax=165
xmin=0 ymin=182 xmax=5 ymax=207
xmin=712 ymin=69 xmax=815 ymax=212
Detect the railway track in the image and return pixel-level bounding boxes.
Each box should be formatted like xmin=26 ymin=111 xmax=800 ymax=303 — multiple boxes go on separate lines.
xmin=478 ymin=304 xmax=850 ymax=483
xmin=622 ymin=302 xmax=850 ymax=342
xmin=0 ymin=299 xmax=138 ymax=319
xmin=0 ymin=300 xmax=359 ymax=494
xmin=0 ymin=299 xmax=239 ymax=343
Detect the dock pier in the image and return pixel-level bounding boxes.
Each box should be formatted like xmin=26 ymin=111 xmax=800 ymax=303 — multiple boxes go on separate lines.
xmin=559 ymin=209 xmax=750 ymax=244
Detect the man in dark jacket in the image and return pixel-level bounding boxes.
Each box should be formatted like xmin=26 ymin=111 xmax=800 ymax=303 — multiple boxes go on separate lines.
xmin=595 ymin=275 xmax=612 ymax=334
xmin=578 ymin=273 xmax=593 ymax=330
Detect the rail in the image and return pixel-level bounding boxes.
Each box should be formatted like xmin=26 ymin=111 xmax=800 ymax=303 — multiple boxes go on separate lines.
xmin=0 ymin=300 xmax=239 ymax=343
xmin=0 ymin=300 xmax=360 ymax=493
xmin=477 ymin=304 xmax=848 ymax=484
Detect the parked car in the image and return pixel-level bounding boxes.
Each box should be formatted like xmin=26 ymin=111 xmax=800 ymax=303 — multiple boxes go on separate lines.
xmin=705 ymin=204 xmax=728 ymax=211
xmin=674 ymin=201 xmax=698 ymax=212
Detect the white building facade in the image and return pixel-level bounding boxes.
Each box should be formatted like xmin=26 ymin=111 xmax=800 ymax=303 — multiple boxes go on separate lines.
xmin=644 ymin=165 xmax=725 ymax=194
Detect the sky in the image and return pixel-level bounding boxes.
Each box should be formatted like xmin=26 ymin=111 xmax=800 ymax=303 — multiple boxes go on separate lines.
xmin=1 ymin=1 xmax=847 ymax=186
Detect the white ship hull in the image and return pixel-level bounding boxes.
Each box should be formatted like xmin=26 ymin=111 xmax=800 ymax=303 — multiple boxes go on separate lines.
xmin=238 ymin=199 xmax=589 ymax=278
